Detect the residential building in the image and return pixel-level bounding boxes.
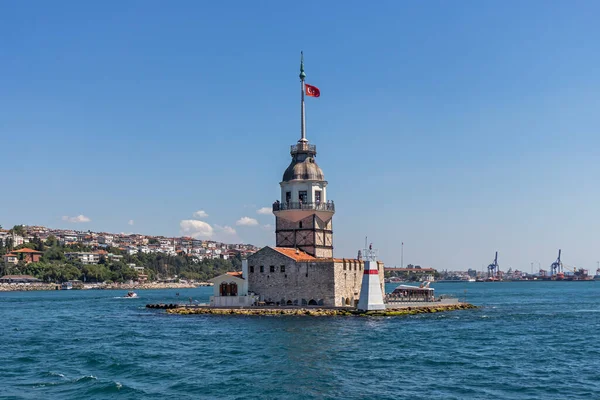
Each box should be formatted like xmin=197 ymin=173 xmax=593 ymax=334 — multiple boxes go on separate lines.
xmin=65 ymin=252 xmax=100 ymax=265
xmin=11 ymin=248 xmax=43 ymax=264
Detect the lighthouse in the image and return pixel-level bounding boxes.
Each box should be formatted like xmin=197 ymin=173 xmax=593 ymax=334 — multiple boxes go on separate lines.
xmin=272 ymin=52 xmax=335 ymax=258
xmin=357 ymin=244 xmax=386 ymax=311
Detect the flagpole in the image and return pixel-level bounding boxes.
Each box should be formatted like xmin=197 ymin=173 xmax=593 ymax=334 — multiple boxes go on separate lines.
xmin=300 ymin=51 xmax=307 ymax=143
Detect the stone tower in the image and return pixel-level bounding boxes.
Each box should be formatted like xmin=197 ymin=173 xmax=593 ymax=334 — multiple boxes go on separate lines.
xmin=272 ymin=53 xmax=335 ymax=258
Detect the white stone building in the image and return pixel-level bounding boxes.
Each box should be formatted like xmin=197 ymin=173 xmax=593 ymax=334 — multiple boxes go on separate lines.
xmin=65 ymin=252 xmax=100 ymax=265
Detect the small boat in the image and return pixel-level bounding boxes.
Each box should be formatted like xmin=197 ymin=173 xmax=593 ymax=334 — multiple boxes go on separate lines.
xmin=61 ymin=282 xmax=72 ymax=290
xmin=126 ymin=291 xmax=138 ymax=298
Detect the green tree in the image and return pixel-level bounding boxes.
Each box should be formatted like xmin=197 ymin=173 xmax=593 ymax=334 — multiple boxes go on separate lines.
xmin=82 ymin=264 xmax=111 ymax=282
xmin=45 ymin=235 xmax=59 ymax=247
xmin=32 ymin=235 xmax=45 ymax=252
xmin=43 ymin=246 xmax=65 ymax=262
xmin=11 ymin=225 xmax=25 ymax=236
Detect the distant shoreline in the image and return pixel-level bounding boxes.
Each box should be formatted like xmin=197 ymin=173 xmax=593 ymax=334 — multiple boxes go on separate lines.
xmin=0 ymin=282 xmax=212 ymax=292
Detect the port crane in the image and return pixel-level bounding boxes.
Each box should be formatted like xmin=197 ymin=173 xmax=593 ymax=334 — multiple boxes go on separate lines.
xmin=550 ymin=249 xmax=563 ymax=278
xmin=487 ymin=251 xmax=499 ymax=280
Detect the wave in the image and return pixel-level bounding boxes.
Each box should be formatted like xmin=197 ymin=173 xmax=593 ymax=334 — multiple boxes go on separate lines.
xmin=45 ymin=371 xmax=66 ymax=378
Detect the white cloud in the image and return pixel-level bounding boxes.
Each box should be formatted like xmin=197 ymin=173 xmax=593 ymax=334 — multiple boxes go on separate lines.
xmin=128 ymin=220 xmax=134 ymax=226
xmin=236 ymin=217 xmax=259 ymax=226
xmin=215 ymin=225 xmax=237 ymax=235
xmin=180 ymin=219 xmax=214 ymax=239
xmin=256 ymin=207 xmax=272 ymax=215
xmin=62 ymin=215 xmax=91 ymax=223
xmin=193 ymin=210 xmax=209 ymax=219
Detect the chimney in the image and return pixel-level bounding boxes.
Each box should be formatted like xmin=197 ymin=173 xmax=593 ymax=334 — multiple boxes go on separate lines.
xmin=242 ymin=258 xmax=248 ymax=279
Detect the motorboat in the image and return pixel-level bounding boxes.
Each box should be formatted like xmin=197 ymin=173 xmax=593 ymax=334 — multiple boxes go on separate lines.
xmin=126 ymin=291 xmax=138 ymax=298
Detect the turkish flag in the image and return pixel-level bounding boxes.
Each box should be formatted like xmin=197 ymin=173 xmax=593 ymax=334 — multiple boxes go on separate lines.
xmin=305 ymin=84 xmax=320 ymax=97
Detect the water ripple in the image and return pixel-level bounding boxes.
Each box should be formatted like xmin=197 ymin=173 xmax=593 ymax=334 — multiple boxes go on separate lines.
xmin=1 ymin=283 xmax=599 ymax=399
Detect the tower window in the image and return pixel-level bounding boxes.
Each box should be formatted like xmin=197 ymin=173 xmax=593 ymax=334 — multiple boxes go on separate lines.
xmin=250 ymin=266 xmax=254 ymax=273
xmin=315 ymin=190 xmax=322 ymax=203
xmin=299 ymin=191 xmax=307 ymax=203
xmin=280 ymin=265 xmax=285 ymax=273
xmin=286 ymin=192 xmax=291 ymax=203
xmin=260 ymin=266 xmax=264 ymax=273
xmin=299 ymin=221 xmax=303 ymax=229
xmin=270 ymin=265 xmax=275 ymax=273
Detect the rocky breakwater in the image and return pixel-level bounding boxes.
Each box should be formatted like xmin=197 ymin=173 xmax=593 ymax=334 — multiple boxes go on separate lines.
xmin=102 ymin=281 xmax=204 ymax=290
xmin=0 ymin=283 xmax=60 ymax=292
xmin=163 ymin=303 xmax=478 ymax=317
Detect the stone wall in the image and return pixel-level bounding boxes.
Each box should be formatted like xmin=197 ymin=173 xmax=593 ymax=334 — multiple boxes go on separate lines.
xmin=333 ymin=260 xmax=385 ymax=307
xmin=247 ymin=247 xmax=336 ymax=306
xmin=247 ymin=247 xmax=385 ymax=308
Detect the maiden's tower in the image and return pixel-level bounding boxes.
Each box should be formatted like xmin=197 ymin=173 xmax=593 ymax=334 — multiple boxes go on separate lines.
xmin=241 ymin=54 xmax=385 ymax=307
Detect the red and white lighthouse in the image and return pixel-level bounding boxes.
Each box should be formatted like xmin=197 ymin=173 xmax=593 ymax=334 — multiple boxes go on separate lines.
xmin=357 ymin=244 xmax=386 ymax=311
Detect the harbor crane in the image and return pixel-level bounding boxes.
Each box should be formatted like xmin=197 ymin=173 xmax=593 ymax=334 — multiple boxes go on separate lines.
xmin=487 ymin=251 xmax=499 ymax=280
xmin=550 ymin=249 xmax=563 ymax=277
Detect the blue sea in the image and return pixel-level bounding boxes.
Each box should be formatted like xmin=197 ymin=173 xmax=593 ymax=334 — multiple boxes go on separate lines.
xmin=1 ymin=282 xmax=599 ymax=399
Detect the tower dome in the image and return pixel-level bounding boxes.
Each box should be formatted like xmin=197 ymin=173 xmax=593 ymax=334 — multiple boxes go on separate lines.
xmin=282 ymin=154 xmax=324 ymax=182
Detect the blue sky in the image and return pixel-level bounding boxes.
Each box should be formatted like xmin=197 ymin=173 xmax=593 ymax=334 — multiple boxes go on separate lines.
xmin=1 ymin=1 xmax=599 ymax=271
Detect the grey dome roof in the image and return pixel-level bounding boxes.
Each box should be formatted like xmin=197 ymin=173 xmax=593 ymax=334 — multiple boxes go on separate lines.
xmin=282 ymin=156 xmax=324 ymax=182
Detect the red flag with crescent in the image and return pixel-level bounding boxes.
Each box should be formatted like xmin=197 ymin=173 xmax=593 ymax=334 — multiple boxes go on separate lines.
xmin=305 ymin=84 xmax=320 ymax=97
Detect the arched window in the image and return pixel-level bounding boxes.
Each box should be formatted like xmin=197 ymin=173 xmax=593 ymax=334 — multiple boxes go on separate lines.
xmin=229 ymin=282 xmax=238 ymax=296
xmin=308 ymin=299 xmax=317 ymax=306
xmin=220 ymin=282 xmax=228 ymax=296
xmin=317 ymin=299 xmax=324 ymax=306
xmin=301 ymin=299 xmax=308 ymax=306
xmin=286 ymin=300 xmax=293 ymax=306
xmin=341 ymin=297 xmax=345 ymax=305
xmin=345 ymin=298 xmax=351 ymax=306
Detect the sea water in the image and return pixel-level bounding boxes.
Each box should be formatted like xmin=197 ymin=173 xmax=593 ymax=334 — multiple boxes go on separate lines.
xmin=1 ymin=282 xmax=599 ymax=399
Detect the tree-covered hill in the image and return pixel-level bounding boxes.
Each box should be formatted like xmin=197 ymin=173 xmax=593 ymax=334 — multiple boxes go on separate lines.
xmin=0 ymin=235 xmax=240 ymax=283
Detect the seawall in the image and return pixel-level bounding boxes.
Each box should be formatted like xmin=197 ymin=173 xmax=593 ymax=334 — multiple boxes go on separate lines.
xmin=160 ymin=303 xmax=477 ymax=316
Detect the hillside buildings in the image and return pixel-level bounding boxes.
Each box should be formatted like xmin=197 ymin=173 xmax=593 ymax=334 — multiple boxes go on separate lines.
xmin=0 ymin=226 xmax=259 ymax=264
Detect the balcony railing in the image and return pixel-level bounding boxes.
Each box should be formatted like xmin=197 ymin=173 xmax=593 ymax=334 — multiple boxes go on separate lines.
xmin=273 ymin=201 xmax=335 ymax=212
xmin=290 ymin=143 xmax=317 ymax=155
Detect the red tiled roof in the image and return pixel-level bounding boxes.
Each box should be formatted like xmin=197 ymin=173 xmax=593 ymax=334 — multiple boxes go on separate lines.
xmin=12 ymin=248 xmax=43 ymax=254
xmin=272 ymin=247 xmax=317 ymax=262
xmin=226 ymin=271 xmax=243 ymax=277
